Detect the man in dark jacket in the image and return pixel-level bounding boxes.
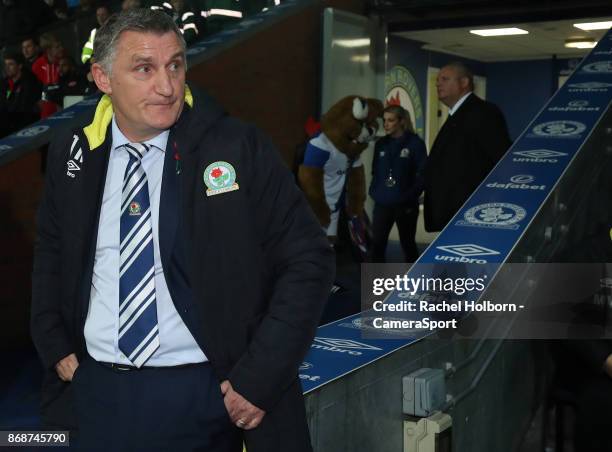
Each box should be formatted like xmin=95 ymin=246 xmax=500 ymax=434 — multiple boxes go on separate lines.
xmin=21 ymin=37 xmax=41 ymax=71
xmin=31 ymin=8 xmax=333 ymax=452
xmin=0 ymin=52 xmax=41 ymax=137
xmin=424 ymin=62 xmax=511 ymax=232
xmin=45 ymin=55 xmax=89 ymax=108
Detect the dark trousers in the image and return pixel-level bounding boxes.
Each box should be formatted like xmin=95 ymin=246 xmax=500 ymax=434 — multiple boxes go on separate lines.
xmin=371 ymin=202 xmax=419 ymax=262
xmin=574 ymin=375 xmax=612 ymax=452
xmin=71 ymin=358 xmax=241 ymax=452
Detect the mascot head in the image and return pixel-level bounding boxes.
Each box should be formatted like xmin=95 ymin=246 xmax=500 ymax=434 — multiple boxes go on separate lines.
xmin=321 ymin=96 xmax=384 ymax=160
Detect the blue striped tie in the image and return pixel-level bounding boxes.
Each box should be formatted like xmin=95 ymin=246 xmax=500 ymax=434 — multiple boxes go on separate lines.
xmin=118 ymin=143 xmax=159 ymax=368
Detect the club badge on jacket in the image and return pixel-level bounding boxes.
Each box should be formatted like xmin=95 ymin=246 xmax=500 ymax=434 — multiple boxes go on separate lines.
xmin=203 ymin=161 xmax=239 ymax=197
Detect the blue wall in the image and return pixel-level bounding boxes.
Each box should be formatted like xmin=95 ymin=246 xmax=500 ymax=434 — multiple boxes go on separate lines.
xmin=389 ymin=35 xmax=577 ymax=141
xmin=387 ymin=36 xmax=430 ymax=118
xmin=486 ymin=60 xmax=555 ymax=140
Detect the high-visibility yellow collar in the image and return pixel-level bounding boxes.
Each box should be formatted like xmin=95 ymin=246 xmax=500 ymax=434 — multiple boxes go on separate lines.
xmin=83 ymin=84 xmax=193 ymax=150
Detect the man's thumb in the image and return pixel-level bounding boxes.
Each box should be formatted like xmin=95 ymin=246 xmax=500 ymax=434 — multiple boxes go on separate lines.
xmin=220 ymin=380 xmax=230 ymax=394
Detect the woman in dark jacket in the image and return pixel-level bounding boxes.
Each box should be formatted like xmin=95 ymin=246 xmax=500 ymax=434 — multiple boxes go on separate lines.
xmin=369 ymin=105 xmax=427 ymax=262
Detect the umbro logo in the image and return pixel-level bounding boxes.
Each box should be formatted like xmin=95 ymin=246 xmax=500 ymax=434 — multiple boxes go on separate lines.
xmin=436 ymin=244 xmax=500 ymax=257
xmin=314 ymin=337 xmax=382 ymax=350
xmin=514 ymin=149 xmax=567 ymax=159
xmin=435 ymin=244 xmax=500 ymax=264
xmin=311 ymin=337 xmax=382 ymax=356
xmin=67 ymin=134 xmax=83 ymax=179
xmin=512 ymin=149 xmax=568 ymax=163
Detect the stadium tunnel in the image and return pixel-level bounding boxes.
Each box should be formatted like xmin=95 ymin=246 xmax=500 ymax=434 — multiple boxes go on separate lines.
xmin=1 ymin=1 xmax=611 ymax=451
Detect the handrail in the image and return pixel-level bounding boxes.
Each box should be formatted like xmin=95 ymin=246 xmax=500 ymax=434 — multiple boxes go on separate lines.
xmin=300 ymin=27 xmax=612 ymax=394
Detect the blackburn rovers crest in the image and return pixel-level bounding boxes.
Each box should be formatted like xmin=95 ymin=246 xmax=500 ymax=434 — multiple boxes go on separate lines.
xmin=203 ymin=161 xmax=239 ymax=196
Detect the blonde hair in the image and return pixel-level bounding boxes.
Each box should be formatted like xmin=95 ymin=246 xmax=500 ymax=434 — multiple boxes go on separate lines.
xmin=384 ymin=105 xmax=414 ymax=133
xmin=39 ymin=33 xmax=60 ymax=51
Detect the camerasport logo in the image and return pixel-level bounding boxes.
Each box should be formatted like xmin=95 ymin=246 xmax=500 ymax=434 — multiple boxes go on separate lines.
xmin=567 ymin=82 xmax=612 ymax=93
xmin=513 ymin=149 xmax=568 ymax=163
xmin=486 ymin=174 xmax=546 ymax=191
xmin=530 ymin=121 xmax=586 ymax=138
xmin=299 ymin=362 xmax=321 ymax=382
xmin=338 ymin=316 xmax=420 ymax=335
xmin=456 ymin=203 xmax=527 ymax=230
xmin=548 ymin=100 xmax=600 ymax=112
xmin=311 ymin=337 xmax=382 ymax=356
xmin=581 ymin=61 xmax=612 ymax=73
xmin=16 ymin=125 xmax=49 ymax=137
xmin=435 ymin=244 xmax=500 ymax=264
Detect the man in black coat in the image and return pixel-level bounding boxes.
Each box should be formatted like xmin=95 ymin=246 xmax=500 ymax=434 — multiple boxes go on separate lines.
xmin=45 ymin=55 xmax=89 ymax=108
xmin=31 ymin=8 xmax=333 ymax=452
xmin=21 ymin=37 xmax=41 ymax=71
xmin=0 ymin=52 xmax=41 ymax=138
xmin=424 ymin=62 xmax=511 ymax=232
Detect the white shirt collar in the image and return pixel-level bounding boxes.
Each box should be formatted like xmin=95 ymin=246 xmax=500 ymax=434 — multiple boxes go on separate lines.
xmin=111 ymin=115 xmax=170 ymax=152
xmin=448 ymin=92 xmax=473 ymax=116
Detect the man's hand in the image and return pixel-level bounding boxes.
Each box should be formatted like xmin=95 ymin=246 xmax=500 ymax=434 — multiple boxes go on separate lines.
xmin=604 ymin=354 xmax=612 ymax=379
xmin=55 ymin=353 xmax=79 ymax=382
xmin=220 ymin=380 xmax=265 ymax=430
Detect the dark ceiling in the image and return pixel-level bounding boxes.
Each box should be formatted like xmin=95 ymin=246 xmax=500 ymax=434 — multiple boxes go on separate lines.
xmin=366 ymin=0 xmax=612 ymax=32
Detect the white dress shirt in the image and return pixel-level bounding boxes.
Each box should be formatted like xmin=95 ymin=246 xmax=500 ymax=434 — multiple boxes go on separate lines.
xmin=448 ymin=91 xmax=473 ymax=116
xmin=84 ymin=116 xmax=207 ymax=366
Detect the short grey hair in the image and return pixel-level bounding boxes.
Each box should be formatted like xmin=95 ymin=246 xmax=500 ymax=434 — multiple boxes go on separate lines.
xmin=444 ymin=61 xmax=474 ymax=91
xmin=94 ymin=8 xmax=186 ymax=75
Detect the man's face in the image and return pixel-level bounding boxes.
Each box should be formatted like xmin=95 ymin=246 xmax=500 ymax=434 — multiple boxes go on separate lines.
xmin=4 ymin=59 xmax=20 ymax=79
xmin=436 ymin=66 xmax=469 ymax=108
xmin=96 ymin=7 xmax=110 ymax=26
xmin=22 ymin=39 xmax=38 ymax=59
xmin=93 ymin=31 xmax=186 ymax=142
xmin=47 ymin=42 xmax=64 ymax=63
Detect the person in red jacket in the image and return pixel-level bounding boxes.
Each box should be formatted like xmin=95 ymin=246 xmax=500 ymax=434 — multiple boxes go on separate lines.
xmin=31 ymin=32 xmax=64 ymax=118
